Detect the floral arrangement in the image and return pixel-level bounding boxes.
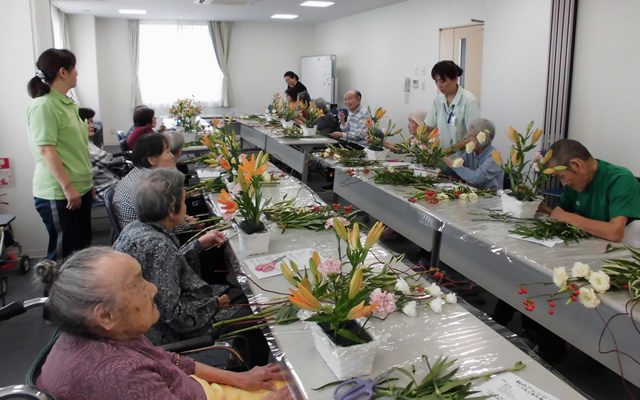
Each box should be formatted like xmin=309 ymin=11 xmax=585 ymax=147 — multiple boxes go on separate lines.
xmin=408 ymin=185 xmax=493 ymax=204
xmin=278 ymin=101 xmax=297 ymax=122
xmin=268 ymin=93 xmax=282 ymax=118
xmin=299 ymin=101 xmax=324 ymax=128
xmin=200 ymin=117 xmax=243 ymax=178
xmin=372 ymin=168 xmax=442 ymax=186
xmin=169 ymin=97 xmax=203 ymax=133
xmin=217 ymin=151 xmax=271 ymax=233
xmin=320 ymin=144 xmax=365 ymax=161
xmin=396 ymin=126 xmax=454 ymax=169
xmin=491 ymin=121 xmax=565 ymax=202
xmin=365 ymin=107 xmax=401 ymax=151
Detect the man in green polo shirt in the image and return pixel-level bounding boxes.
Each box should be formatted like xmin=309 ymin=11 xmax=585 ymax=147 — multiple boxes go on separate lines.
xmin=542 ymin=139 xmax=640 ymax=242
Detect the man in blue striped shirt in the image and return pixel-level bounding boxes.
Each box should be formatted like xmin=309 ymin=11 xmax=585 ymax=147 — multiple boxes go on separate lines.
xmin=330 ymin=90 xmax=370 ymax=147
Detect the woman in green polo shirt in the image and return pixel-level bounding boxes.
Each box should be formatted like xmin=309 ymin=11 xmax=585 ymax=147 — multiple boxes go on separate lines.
xmin=27 ymin=49 xmax=93 ymax=262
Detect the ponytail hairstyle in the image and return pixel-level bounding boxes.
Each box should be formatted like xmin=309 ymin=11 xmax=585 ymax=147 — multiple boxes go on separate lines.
xmin=27 ymin=48 xmax=76 ymax=99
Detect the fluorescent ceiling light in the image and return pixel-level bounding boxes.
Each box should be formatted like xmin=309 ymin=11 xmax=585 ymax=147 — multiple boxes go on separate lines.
xmin=119 ymin=9 xmax=147 ymax=15
xmin=271 ymin=14 xmax=298 ymax=19
xmin=300 ymin=1 xmax=334 ymax=7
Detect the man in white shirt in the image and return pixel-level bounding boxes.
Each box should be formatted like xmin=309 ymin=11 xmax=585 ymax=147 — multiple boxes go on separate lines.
xmin=330 ymin=90 xmax=370 ymax=147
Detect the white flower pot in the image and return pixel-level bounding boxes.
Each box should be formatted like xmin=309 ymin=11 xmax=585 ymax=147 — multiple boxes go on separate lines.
xmin=302 ymin=125 xmax=317 ymax=137
xmin=413 ymin=166 xmax=440 ymax=177
xmin=500 ymin=190 xmax=542 ymax=218
xmin=307 ymin=320 xmax=381 ymax=380
xmin=365 ymin=148 xmax=388 ymax=161
xmin=281 ymin=119 xmax=294 ymax=129
xmin=238 ymin=227 xmax=270 ymax=256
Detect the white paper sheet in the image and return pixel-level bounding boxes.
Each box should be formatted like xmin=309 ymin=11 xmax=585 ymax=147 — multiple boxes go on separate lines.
xmin=508 ymin=234 xmax=564 ymax=248
xmin=243 ymin=248 xmax=315 ymax=279
xmin=196 ymin=169 xmax=222 ymax=179
xmin=476 ymin=372 xmax=559 ymax=400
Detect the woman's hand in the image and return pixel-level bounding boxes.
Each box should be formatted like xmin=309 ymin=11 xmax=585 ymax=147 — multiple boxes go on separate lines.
xmin=187 ymin=215 xmax=205 ymax=230
xmin=236 ymin=364 xmax=284 ymax=391
xmin=198 ymin=230 xmax=226 ymax=248
xmin=263 ymin=386 xmax=293 ymax=400
xmin=216 ymin=295 xmax=230 ymax=307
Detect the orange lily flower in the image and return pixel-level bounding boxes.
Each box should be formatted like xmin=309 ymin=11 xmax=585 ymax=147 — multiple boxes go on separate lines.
xmin=531 ymin=128 xmax=543 ymax=145
xmin=542 ymin=149 xmax=553 ymax=164
xmin=374 ymin=108 xmax=386 ymax=119
xmin=348 ymin=268 xmax=363 ymax=299
xmin=491 ymin=151 xmax=502 ymax=165
xmin=428 ymin=127 xmax=439 ymax=139
xmin=366 ymin=118 xmax=373 ymax=128
xmin=219 ymin=159 xmax=231 ymax=171
xmin=506 ymin=127 xmax=518 ymax=143
xmin=200 ymin=135 xmax=213 ymax=148
xmin=346 ymin=301 xmax=378 ymax=320
xmin=288 ymin=284 xmax=323 ymax=312
xmin=217 ymin=189 xmax=238 ymax=214
xmin=238 ymin=154 xmax=269 ymax=180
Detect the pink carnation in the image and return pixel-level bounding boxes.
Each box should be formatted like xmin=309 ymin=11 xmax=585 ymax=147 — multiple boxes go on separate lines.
xmin=370 ymin=288 xmax=396 ymax=317
xmin=317 ymin=257 xmax=342 ymax=276
xmin=324 ymin=217 xmax=350 ymax=229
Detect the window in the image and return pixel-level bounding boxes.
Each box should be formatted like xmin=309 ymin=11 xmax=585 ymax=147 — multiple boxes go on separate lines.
xmin=138 ymin=22 xmax=223 ymax=108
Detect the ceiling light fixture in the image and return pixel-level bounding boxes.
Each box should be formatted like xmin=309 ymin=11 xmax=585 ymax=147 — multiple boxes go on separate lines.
xmin=271 ymin=14 xmax=298 ymax=19
xmin=119 ymin=9 xmax=147 ymax=15
xmin=300 ymin=1 xmax=334 ymax=7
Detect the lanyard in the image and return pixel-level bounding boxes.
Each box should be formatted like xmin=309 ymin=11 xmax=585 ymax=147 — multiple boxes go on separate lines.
xmin=443 ymin=104 xmax=455 ymax=124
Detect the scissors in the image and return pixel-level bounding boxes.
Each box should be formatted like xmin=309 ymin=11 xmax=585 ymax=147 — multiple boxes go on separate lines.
xmin=333 ymin=367 xmax=396 ymax=400
xmin=255 ymin=255 xmax=287 ymax=272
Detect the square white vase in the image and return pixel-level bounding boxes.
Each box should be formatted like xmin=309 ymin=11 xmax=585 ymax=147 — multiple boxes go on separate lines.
xmin=238 ymin=228 xmax=270 ymax=256
xmin=301 ymin=125 xmax=317 ymax=137
xmin=281 ymin=120 xmax=294 ymax=129
xmin=500 ymin=190 xmax=542 ymax=219
xmin=365 ymin=148 xmax=388 ymax=161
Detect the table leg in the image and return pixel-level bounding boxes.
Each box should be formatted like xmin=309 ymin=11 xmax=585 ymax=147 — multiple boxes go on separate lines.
xmin=429 ymin=229 xmax=442 ymax=269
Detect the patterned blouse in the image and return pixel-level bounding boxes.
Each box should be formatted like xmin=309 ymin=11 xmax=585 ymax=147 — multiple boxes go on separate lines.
xmin=113 ymin=220 xmax=236 ymax=345
xmin=37 ymin=333 xmax=205 ymax=400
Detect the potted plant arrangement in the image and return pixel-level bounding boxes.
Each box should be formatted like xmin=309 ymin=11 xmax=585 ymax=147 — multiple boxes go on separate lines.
xmin=299 ymin=101 xmax=324 ymax=137
xmin=169 ymin=97 xmax=203 ymax=140
xmin=491 ymin=121 xmax=565 ymax=218
xmin=200 ymin=117 xmax=243 ymax=186
xmin=396 ymin=125 xmax=454 ymax=176
xmin=217 ymin=151 xmax=272 ymax=255
xmin=282 ymin=219 xmax=389 ymax=379
xmin=266 ymin=93 xmax=281 ymax=122
xmin=278 ymin=101 xmax=297 ymax=129
xmin=363 ymin=107 xmax=401 ymax=161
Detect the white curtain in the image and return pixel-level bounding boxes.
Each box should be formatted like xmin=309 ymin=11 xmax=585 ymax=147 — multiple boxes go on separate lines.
xmin=208 ymin=21 xmax=232 ymax=107
xmin=50 ymin=4 xmax=77 ymax=102
xmin=128 ymin=20 xmax=143 ymax=109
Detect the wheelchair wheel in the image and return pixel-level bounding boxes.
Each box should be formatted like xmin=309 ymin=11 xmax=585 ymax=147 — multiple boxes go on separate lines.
xmin=20 ymin=256 xmax=31 ymax=274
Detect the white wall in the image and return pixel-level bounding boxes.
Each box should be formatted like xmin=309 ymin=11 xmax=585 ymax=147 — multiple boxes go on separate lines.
xmin=314 ymin=0 xmax=486 ymax=143
xmin=569 ymin=0 xmax=640 ymax=175
xmin=481 ymin=0 xmax=551 ymax=157
xmin=67 ymin=15 xmax=102 ymax=120
xmin=0 ymin=0 xmax=53 ymax=256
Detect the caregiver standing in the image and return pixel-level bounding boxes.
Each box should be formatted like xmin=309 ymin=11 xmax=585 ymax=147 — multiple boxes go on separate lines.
xmin=424 ymin=60 xmax=480 ymax=151
xmin=283 ymin=71 xmax=308 ymax=100
xmin=27 ymin=48 xmax=93 ymax=262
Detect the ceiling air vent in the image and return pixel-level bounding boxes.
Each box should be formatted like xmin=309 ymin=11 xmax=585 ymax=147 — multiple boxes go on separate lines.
xmin=194 ymin=0 xmax=262 ymax=5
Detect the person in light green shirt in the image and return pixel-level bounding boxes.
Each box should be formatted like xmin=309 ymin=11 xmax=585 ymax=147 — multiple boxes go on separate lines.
xmin=27 ymin=49 xmax=93 ymax=262
xmin=541 ymin=139 xmax=640 ymax=242
xmin=424 ymin=60 xmax=480 ymax=151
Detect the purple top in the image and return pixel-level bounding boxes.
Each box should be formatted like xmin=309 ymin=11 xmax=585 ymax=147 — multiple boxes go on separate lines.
xmin=126 ymin=126 xmax=154 ymax=150
xmin=37 ymin=333 xmax=206 ymax=400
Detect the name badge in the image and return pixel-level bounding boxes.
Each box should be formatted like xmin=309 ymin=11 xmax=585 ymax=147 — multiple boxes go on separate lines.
xmin=448 ymin=115 xmax=456 ymax=126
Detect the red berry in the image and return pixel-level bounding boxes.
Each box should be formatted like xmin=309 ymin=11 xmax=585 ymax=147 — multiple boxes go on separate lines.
xmin=525 ymin=306 xmax=533 ymax=312
xmin=548 ymin=309 xmax=555 ymax=315
xmin=434 ymin=272 xmax=443 ymax=279
xmin=282 ymin=225 xmax=286 ymax=229
xmin=522 ymin=288 xmax=528 ymax=294
xmin=314 ymin=206 xmax=320 ymax=211
xmin=624 ymin=284 xmax=629 ymax=289
xmin=518 ymin=289 xmax=524 ymax=295
xmin=549 ymin=301 xmax=556 ymax=307
xmin=573 ymin=290 xmax=580 ymax=296
xmin=280 ymin=173 xmax=286 ymax=177
xmin=417 ymin=287 xmax=423 ymax=292
xmin=409 ymin=198 xmax=416 ymax=203
xmin=571 ymin=296 xmax=577 ymax=302
xmin=523 ymin=300 xmax=529 ymax=305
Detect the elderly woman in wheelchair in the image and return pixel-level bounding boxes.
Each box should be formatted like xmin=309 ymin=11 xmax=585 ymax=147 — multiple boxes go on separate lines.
xmin=34 ymin=248 xmax=291 ymax=400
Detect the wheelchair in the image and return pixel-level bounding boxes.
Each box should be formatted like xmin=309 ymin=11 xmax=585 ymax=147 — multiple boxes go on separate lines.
xmin=0 ymin=298 xmax=252 ymax=399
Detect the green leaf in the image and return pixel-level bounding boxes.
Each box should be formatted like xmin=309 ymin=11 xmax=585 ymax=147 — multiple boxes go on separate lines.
xmin=337 ymin=328 xmax=367 ymax=344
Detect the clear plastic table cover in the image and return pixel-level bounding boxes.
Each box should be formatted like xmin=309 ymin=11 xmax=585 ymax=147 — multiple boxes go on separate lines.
xmin=237 ymin=120 xmax=337 ymax=146
xmin=329 ymin=164 xmax=640 ymax=387
xmin=202 ymin=164 xmax=587 ymax=399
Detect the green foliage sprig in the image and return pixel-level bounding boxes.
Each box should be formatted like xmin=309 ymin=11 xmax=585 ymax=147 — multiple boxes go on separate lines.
xmin=372 ymin=168 xmax=442 ymax=186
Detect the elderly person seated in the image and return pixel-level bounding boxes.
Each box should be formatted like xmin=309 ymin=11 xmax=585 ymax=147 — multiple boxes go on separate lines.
xmin=113 ymin=133 xmax=197 ymax=231
xmin=314 ymin=97 xmax=339 ymax=135
xmin=112 ymin=168 xmax=266 ymax=353
xmin=443 ymin=118 xmax=504 ymax=190
xmin=34 ymin=248 xmax=291 ymax=400
xmin=371 ymin=108 xmax=428 ymax=152
xmin=165 ymin=131 xmax=186 ymax=162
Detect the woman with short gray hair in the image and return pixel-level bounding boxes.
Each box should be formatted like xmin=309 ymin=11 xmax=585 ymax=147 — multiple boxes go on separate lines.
xmin=443 ymin=118 xmax=504 ymax=190
xmin=34 ymin=247 xmax=291 ymax=399
xmin=113 ymin=168 xmax=238 ymax=345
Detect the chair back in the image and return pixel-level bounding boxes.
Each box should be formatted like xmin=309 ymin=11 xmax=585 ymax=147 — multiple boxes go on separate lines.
xmin=119 ymin=138 xmax=129 ymax=154
xmin=103 ymin=187 xmax=121 ymax=243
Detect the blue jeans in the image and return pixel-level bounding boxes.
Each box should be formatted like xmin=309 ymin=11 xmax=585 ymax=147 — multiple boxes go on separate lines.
xmin=34 ymin=191 xmax=93 ymax=262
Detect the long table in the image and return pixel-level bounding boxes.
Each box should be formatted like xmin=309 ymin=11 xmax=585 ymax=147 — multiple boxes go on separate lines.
xmin=232 ymin=120 xmax=336 ymax=183
xmin=201 ymin=165 xmax=588 ymax=399
xmin=330 ymin=164 xmax=640 ymax=388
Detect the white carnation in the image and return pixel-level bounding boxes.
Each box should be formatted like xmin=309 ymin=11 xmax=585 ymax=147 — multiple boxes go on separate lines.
xmin=468 ymin=192 xmax=478 ymax=201
xmin=395 ymin=278 xmax=411 ymax=295
xmin=452 ymin=158 xmax=464 ymax=168
xmin=578 ymin=287 xmax=601 ymax=308
xmin=477 ymin=131 xmax=486 ymax=144
xmin=427 ymin=283 xmax=442 ymax=297
xmin=553 ymin=266 xmax=568 ymax=288
xmin=571 ymin=261 xmax=591 ymax=278
xmin=444 ymin=293 xmax=457 ymax=304
xmin=459 ymin=193 xmax=468 ymax=200
xmin=436 ymin=192 xmax=449 ymax=200
xmin=402 ymin=301 xmax=417 ymax=317
xmin=589 ymin=271 xmax=610 ymax=294
xmin=429 ymin=298 xmax=443 ymax=313
xmin=465 ymin=141 xmax=476 ymax=154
